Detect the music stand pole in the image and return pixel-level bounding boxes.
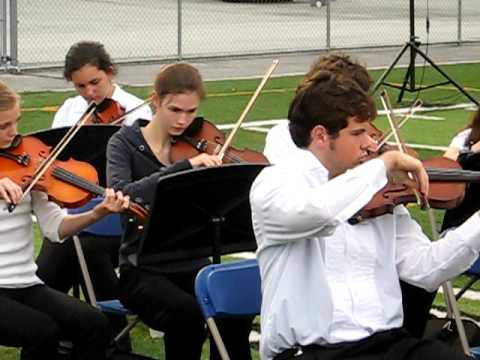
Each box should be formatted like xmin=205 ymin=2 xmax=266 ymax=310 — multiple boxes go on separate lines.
xmin=372 ymin=0 xmax=479 ymax=106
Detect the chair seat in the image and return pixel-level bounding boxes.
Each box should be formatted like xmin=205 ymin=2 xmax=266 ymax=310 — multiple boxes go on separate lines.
xmin=97 ymin=299 xmax=132 ymax=315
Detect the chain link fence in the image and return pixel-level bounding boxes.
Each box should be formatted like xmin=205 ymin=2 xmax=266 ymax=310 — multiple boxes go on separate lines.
xmin=0 ymin=0 xmax=478 ymax=70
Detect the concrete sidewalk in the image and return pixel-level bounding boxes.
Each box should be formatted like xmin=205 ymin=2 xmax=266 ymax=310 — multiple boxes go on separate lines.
xmin=1 ymin=43 xmax=479 ymax=93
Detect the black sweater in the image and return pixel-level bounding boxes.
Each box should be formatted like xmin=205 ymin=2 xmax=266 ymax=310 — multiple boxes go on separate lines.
xmin=107 ymin=119 xmax=207 ymax=271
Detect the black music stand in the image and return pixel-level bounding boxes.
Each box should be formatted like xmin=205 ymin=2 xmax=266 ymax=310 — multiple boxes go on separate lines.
xmin=138 ymin=163 xmax=268 ymax=265
xmin=372 ymin=0 xmax=478 ymax=106
xmin=27 ymin=125 xmax=120 ymax=187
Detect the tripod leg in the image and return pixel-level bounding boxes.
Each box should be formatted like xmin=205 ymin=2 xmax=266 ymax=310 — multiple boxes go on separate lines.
xmin=372 ymin=42 xmax=410 ymax=94
xmin=410 ymin=43 xmax=479 ymax=106
xmin=397 ymin=59 xmax=415 ymax=103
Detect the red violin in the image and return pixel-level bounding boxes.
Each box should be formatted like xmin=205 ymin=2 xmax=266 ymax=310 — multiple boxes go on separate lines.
xmin=88 ymin=98 xmax=125 ymax=124
xmin=349 ymin=156 xmax=480 ymax=224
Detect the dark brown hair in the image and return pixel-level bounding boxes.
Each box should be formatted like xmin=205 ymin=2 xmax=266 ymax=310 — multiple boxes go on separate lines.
xmin=153 ymin=63 xmax=205 ymax=100
xmin=63 ymin=41 xmax=117 ymax=80
xmin=288 ymin=70 xmax=376 ymax=148
xmin=465 ymin=109 xmax=480 ymax=147
xmin=297 ymin=53 xmax=372 ymax=94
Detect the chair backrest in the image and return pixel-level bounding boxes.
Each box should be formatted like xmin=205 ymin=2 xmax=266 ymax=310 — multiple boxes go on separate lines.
xmin=195 ymin=259 xmax=262 ymax=319
xmin=468 ymin=257 xmax=480 ymax=276
xmin=68 ymin=197 xmax=122 ymax=237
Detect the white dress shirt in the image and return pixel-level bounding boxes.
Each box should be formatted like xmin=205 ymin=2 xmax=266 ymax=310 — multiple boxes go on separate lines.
xmin=51 ymin=84 xmax=152 ymax=128
xmin=250 ymin=151 xmax=480 ymax=360
xmin=0 ymin=192 xmax=66 ymax=288
xmin=264 ymin=121 xmax=308 ymax=164
xmin=449 ymin=128 xmax=471 ymax=152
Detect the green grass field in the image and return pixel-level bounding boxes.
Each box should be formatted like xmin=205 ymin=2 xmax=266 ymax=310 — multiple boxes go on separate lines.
xmin=2 ymin=61 xmax=480 ymax=359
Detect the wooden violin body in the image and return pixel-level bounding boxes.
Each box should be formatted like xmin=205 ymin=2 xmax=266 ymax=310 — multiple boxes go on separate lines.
xmin=350 ymin=157 xmax=477 ymax=224
xmin=0 ymin=135 xmax=148 ymax=220
xmin=88 ymin=98 xmax=125 ymax=124
xmin=170 ymin=117 xmax=269 ymax=164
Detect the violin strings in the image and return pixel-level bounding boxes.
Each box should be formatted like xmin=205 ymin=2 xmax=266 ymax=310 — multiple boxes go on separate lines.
xmin=52 ymin=167 xmax=104 ymax=196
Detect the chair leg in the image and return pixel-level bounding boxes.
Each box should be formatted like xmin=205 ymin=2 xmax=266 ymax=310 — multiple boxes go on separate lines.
xmin=113 ymin=317 xmax=140 ymax=344
xmin=455 ymin=276 xmax=479 ymax=300
xmin=206 ymin=318 xmax=231 ymax=360
xmin=72 ymin=235 xmax=97 ymax=306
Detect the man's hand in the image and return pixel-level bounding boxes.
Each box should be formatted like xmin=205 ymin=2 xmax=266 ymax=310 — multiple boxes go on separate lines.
xmin=0 ymin=177 xmax=23 ymax=204
xmin=92 ymin=188 xmax=130 ymax=220
xmin=379 ymin=151 xmax=429 ymax=197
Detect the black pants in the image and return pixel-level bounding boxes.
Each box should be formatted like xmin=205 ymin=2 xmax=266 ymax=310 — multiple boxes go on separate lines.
xmin=275 ymin=328 xmax=470 ymax=360
xmin=119 ymin=265 xmax=253 ymax=360
xmin=36 ymin=235 xmax=129 ymax=349
xmin=400 ymin=281 xmax=437 ymax=339
xmin=0 ymin=284 xmax=110 ymax=360
xmin=36 ymin=235 xmax=120 ymax=299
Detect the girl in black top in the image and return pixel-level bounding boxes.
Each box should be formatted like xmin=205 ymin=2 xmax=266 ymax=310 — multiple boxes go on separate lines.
xmin=107 ymin=63 xmax=252 ymax=360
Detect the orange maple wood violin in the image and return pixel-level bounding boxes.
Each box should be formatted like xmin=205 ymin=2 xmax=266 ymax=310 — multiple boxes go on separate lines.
xmin=0 ymin=135 xmax=148 ymax=221
xmin=169 ymin=117 xmax=268 ymax=164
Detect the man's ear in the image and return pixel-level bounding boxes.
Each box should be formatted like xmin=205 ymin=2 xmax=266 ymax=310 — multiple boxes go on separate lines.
xmin=310 ymin=125 xmax=329 ymax=148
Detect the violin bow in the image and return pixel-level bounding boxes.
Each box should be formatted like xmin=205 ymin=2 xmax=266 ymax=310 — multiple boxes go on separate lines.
xmin=376 ymin=98 xmax=423 ymax=150
xmin=380 ymin=90 xmax=472 ymax=356
xmin=379 ymin=90 xmax=423 ymax=207
xmin=8 ymin=103 xmax=97 ymax=211
xmin=217 ymin=59 xmax=279 ymax=161
xmin=110 ymin=97 xmax=152 ymax=125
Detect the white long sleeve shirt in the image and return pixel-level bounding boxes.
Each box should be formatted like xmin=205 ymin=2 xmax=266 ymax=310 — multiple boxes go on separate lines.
xmin=250 ymin=151 xmax=480 ymax=360
xmin=264 ymin=121 xmax=308 ymax=164
xmin=51 ymin=84 xmax=152 ymax=128
xmin=0 ymin=192 xmax=66 ymax=288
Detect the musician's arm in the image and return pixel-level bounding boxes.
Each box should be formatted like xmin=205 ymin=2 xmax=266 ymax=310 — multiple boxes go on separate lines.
xmin=106 ymin=133 xmax=191 ymax=202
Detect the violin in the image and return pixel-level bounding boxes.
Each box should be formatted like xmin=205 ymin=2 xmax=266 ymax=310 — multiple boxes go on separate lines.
xmin=349 ymin=156 xmax=480 ymax=224
xmin=170 ymin=117 xmax=269 ymax=164
xmin=88 ymin=98 xmax=125 ymax=124
xmin=0 ymin=135 xmax=148 ymax=221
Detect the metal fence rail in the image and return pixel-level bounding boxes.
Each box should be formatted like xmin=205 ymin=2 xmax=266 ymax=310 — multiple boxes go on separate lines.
xmin=0 ymin=0 xmax=478 ymax=70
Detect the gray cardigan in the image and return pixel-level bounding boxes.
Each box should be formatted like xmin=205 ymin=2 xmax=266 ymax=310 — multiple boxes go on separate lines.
xmin=107 ymin=119 xmax=205 ymax=271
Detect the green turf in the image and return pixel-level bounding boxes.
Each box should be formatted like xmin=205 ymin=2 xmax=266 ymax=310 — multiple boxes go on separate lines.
xmin=2 ymin=61 xmax=480 ymax=358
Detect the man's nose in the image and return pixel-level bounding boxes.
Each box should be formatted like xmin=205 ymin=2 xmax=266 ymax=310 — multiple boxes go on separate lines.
xmin=363 ymin=134 xmax=379 ymax=152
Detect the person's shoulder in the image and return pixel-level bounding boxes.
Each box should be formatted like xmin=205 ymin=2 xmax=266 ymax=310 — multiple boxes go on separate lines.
xmin=113 ymin=85 xmax=143 ymax=104
xmin=266 ymin=121 xmax=289 ymax=138
xmin=453 ymin=128 xmax=471 ymax=141
xmin=60 ymin=94 xmax=86 ymax=108
xmin=110 ymin=119 xmax=145 ymax=144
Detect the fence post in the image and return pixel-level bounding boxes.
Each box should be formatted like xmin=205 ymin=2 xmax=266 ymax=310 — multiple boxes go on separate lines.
xmin=1 ymin=0 xmax=6 ymax=62
xmin=177 ymin=0 xmax=183 ymax=60
xmin=326 ymin=0 xmax=331 ymax=50
xmin=457 ymin=0 xmax=462 ymax=45
xmin=9 ymin=0 xmax=17 ymax=70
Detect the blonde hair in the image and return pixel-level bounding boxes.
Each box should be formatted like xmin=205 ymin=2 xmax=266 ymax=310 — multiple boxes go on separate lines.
xmin=0 ymin=80 xmax=19 ymax=112
xmin=153 ymin=63 xmax=205 ymax=100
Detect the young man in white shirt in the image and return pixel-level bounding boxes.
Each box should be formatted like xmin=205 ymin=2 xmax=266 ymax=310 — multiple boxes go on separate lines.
xmin=250 ymin=71 xmax=475 ymax=360
xmin=0 ymin=80 xmax=130 ymax=359
xmin=263 ymin=53 xmax=437 ymax=340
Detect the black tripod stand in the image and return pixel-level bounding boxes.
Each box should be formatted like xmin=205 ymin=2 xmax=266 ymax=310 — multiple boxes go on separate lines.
xmin=372 ymin=0 xmax=479 ymax=106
